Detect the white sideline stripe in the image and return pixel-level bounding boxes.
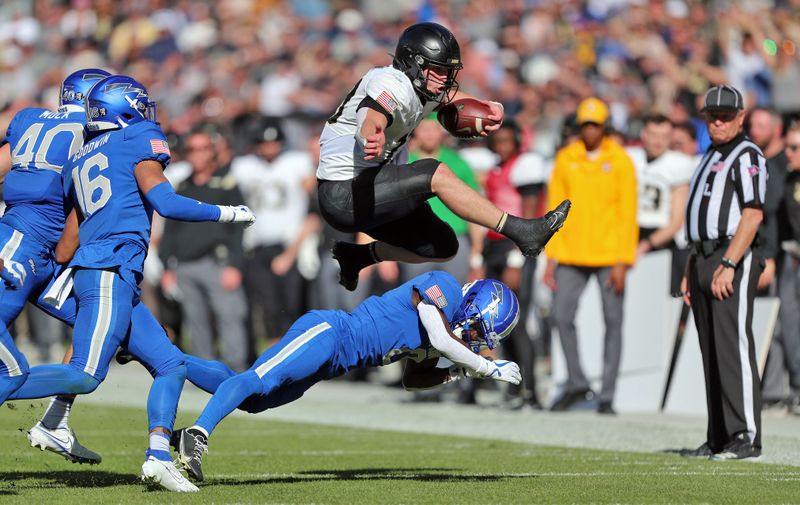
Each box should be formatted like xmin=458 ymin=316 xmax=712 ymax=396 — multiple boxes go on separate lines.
xmin=0 ymin=340 xmax=22 ymax=376
xmin=254 ymin=322 xmax=331 ymax=378
xmin=738 ymin=252 xmax=757 ymax=443
xmin=84 ymin=271 xmax=114 ymax=375
xmin=0 ymin=229 xmax=23 ymax=261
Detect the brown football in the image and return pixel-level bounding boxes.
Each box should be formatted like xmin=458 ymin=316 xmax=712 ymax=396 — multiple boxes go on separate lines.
xmin=437 ymin=98 xmax=498 ymax=138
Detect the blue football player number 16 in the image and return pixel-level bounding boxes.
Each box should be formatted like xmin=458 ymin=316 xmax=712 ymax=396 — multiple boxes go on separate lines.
xmin=71 ymin=153 xmax=112 ymax=215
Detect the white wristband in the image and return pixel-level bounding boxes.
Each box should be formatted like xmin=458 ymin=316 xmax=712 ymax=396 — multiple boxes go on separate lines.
xmin=217 ymin=205 xmax=234 ymax=222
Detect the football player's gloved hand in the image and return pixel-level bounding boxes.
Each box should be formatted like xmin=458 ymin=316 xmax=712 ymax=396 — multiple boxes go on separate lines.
xmin=217 ymin=205 xmax=256 ymax=227
xmin=1 ymin=259 xmax=27 ymax=290
xmin=474 ymin=359 xmax=521 ymax=385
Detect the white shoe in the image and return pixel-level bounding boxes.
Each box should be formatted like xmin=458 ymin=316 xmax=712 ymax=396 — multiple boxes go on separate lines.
xmin=27 ymin=421 xmax=102 ymax=464
xmin=141 ymin=456 xmax=199 ymax=492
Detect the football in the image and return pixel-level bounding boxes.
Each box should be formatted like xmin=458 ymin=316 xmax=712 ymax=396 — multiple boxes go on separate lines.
xmin=437 ymin=98 xmax=498 ymax=138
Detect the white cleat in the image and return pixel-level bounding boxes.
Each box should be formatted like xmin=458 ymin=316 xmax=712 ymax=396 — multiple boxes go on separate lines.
xmin=27 ymin=422 xmax=102 ymax=465
xmin=141 ymin=456 xmax=199 ymax=492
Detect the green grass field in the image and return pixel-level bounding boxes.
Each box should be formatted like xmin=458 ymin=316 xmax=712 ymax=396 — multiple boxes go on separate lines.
xmin=1 ymin=401 xmax=798 ymax=505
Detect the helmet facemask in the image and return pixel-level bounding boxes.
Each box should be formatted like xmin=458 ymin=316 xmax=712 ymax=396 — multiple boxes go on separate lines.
xmin=402 ymin=54 xmax=461 ymax=104
xmin=452 ymin=279 xmax=520 ymax=353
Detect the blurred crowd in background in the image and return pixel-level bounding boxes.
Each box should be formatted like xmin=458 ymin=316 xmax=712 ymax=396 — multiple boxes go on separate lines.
xmin=3 ymin=0 xmax=800 ymax=412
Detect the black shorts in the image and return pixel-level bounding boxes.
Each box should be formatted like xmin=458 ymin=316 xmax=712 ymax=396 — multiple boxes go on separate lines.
xmin=317 ymin=159 xmax=458 ymax=259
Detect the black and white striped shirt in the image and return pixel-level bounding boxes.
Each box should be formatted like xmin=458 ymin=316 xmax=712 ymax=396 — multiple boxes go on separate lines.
xmin=685 ymin=133 xmax=767 ymax=242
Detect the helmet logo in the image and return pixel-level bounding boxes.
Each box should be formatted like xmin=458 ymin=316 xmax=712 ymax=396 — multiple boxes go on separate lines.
xmin=81 ymin=72 xmax=108 ymax=81
xmin=88 ymin=106 xmax=107 ymax=118
xmin=103 ymin=82 xmax=149 ymax=118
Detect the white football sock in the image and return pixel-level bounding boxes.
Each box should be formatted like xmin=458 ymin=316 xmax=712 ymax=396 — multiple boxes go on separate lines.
xmin=149 ymin=431 xmax=170 ymax=453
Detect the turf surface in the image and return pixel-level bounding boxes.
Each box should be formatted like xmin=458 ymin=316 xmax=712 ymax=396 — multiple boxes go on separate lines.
xmin=0 ymin=401 xmax=798 ymax=504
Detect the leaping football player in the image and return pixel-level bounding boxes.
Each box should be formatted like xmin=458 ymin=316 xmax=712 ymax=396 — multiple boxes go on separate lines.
xmin=317 ymin=22 xmax=571 ymax=291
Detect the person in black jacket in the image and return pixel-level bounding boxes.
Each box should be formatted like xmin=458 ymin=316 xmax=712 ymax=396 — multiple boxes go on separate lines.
xmin=160 ymin=127 xmax=249 ymax=371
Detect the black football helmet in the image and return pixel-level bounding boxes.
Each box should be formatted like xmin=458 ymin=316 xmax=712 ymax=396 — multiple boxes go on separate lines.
xmin=392 ymin=22 xmax=462 ymax=104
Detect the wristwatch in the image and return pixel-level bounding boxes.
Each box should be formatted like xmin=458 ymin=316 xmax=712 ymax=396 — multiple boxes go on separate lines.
xmin=721 ymin=257 xmax=737 ymax=270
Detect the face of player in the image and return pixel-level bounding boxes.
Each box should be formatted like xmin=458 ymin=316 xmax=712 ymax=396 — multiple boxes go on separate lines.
xmin=413 ymin=119 xmax=445 ymax=153
xmin=705 ymin=110 xmax=745 ymax=146
xmin=670 ymin=127 xmax=697 ymax=156
xmin=489 ymin=127 xmax=519 ymax=162
xmin=423 ymin=65 xmax=452 ymax=97
xmin=641 ymin=121 xmax=672 ymax=159
xmin=784 ymin=131 xmax=800 ymax=171
xmin=747 ymin=110 xmax=776 ymax=150
xmin=461 ymin=325 xmax=485 ymax=352
xmin=257 ymin=140 xmax=282 ymax=162
xmin=579 ymin=122 xmax=604 ymax=150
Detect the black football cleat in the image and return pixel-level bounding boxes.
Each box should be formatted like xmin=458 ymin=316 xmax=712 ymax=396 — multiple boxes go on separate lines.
xmin=115 ymin=349 xmax=135 ymax=365
xmin=177 ymin=427 xmax=208 ymax=482
xmin=502 ymin=199 xmax=571 ymax=257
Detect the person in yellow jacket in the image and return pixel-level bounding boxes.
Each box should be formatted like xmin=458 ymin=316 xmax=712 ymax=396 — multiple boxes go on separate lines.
xmin=543 ymin=97 xmax=638 ymax=415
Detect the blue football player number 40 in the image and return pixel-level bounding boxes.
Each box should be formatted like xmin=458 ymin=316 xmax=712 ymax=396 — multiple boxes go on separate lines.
xmin=10 ymin=122 xmax=83 ymax=173
xmin=72 ymin=152 xmax=112 ymax=215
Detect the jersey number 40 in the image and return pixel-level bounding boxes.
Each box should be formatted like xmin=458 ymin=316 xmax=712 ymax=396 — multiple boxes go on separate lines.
xmin=11 ymin=122 xmax=83 ymax=172
xmin=72 ymin=153 xmax=112 ymax=215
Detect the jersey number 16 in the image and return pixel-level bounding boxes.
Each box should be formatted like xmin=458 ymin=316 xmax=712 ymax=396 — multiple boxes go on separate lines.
xmin=72 ymin=152 xmax=112 ymax=216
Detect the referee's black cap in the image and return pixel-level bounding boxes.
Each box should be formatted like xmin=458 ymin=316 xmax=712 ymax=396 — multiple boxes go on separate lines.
xmin=701 ymin=85 xmax=744 ymax=112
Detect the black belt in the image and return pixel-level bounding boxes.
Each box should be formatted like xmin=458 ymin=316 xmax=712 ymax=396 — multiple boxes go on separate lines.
xmin=690 ymin=237 xmax=732 ymax=257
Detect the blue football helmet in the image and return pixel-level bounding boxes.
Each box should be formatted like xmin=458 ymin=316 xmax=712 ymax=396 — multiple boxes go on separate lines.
xmin=451 ymin=279 xmax=519 ymax=352
xmin=59 ymin=68 xmax=111 ymax=108
xmin=85 ymin=75 xmax=157 ymax=132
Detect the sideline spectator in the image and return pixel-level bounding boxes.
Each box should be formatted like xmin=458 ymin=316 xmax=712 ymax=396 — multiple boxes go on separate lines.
xmin=231 ymin=119 xmax=317 ymax=352
xmin=159 ymin=127 xmax=249 ymax=371
xmin=545 ymin=97 xmax=638 ymax=415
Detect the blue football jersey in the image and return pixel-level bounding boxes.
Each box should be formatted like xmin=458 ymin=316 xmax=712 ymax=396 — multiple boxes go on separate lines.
xmin=328 ymin=270 xmax=463 ymax=369
xmin=63 ymin=121 xmax=170 ymax=274
xmin=2 ymin=107 xmax=85 ymax=249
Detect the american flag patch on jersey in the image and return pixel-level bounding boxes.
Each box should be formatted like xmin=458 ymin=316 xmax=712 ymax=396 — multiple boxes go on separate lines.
xmin=376 ymin=91 xmax=397 ymax=113
xmin=425 ymin=284 xmax=448 ymax=308
xmin=150 ymin=139 xmax=170 ymax=155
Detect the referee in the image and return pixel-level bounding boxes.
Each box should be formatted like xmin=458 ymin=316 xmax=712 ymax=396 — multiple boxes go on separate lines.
xmin=681 ymin=85 xmax=765 ymax=460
